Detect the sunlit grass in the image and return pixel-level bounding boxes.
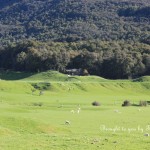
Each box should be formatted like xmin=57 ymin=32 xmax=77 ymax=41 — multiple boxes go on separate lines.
xmin=0 ymin=71 xmax=150 ymax=149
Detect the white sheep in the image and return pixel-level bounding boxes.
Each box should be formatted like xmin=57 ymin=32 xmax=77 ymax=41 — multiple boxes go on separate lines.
xmin=77 ymin=109 xmax=80 ymax=114
xmin=71 ymin=110 xmax=75 ymax=113
xmin=114 ymin=109 xmax=119 ymax=113
xmin=114 ymin=109 xmax=121 ymax=113
xmin=77 ymin=108 xmax=81 ymax=114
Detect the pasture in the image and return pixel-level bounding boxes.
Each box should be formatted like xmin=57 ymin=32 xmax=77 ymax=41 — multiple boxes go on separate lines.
xmin=0 ymin=71 xmax=150 ymax=150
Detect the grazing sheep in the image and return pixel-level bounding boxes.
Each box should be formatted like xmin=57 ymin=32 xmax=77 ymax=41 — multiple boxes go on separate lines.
xmin=77 ymin=109 xmax=80 ymax=114
xmin=144 ymin=133 xmax=149 ymax=136
xmin=77 ymin=107 xmax=81 ymax=114
xmin=114 ymin=109 xmax=121 ymax=113
xmin=71 ymin=110 xmax=75 ymax=113
xmin=65 ymin=120 xmax=71 ymax=125
xmin=114 ymin=109 xmax=119 ymax=113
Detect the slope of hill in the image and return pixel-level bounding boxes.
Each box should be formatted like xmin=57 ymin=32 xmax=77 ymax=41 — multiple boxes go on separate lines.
xmin=0 ymin=0 xmax=150 ymax=45
xmin=0 ymin=70 xmax=150 ymax=150
xmin=133 ymin=76 xmax=150 ymax=82
xmin=0 ymin=71 xmax=150 ymax=98
xmin=0 ymin=70 xmax=150 ymax=83
xmin=0 ymin=70 xmax=107 ymax=82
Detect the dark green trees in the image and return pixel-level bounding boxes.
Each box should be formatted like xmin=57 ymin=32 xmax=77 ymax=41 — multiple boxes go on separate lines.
xmin=0 ymin=40 xmax=149 ymax=79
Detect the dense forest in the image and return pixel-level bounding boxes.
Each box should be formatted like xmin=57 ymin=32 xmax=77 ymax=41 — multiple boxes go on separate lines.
xmin=0 ymin=0 xmax=150 ymax=79
xmin=0 ymin=0 xmax=150 ymax=44
xmin=0 ymin=40 xmax=150 ymax=79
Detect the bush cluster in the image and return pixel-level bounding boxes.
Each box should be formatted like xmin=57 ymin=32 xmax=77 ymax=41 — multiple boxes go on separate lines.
xmin=92 ymin=101 xmax=101 ymax=106
xmin=122 ymin=100 xmax=131 ymax=107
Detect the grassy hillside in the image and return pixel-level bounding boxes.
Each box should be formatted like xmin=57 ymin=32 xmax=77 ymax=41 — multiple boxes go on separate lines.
xmin=0 ymin=71 xmax=150 ymax=96
xmin=133 ymin=76 xmax=150 ymax=82
xmin=0 ymin=70 xmax=106 ymax=82
xmin=0 ymin=71 xmax=150 ymax=150
xmin=1 ymin=70 xmax=150 ymax=82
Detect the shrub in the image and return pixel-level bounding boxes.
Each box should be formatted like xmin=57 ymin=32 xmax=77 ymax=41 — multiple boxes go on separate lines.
xmin=139 ymin=101 xmax=147 ymax=107
xmin=122 ymin=100 xmax=131 ymax=107
xmin=92 ymin=101 xmax=101 ymax=106
xmin=82 ymin=69 xmax=89 ymax=76
xmin=32 ymin=102 xmax=43 ymax=107
xmin=146 ymin=101 xmax=150 ymax=105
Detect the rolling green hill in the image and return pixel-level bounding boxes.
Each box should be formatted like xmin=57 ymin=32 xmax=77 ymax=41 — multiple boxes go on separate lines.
xmin=0 ymin=70 xmax=107 ymax=82
xmin=0 ymin=71 xmax=150 ymax=95
xmin=0 ymin=71 xmax=150 ymax=150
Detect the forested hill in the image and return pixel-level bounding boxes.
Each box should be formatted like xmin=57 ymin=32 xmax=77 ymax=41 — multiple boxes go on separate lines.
xmin=0 ymin=0 xmax=150 ymax=45
xmin=0 ymin=0 xmax=150 ymax=79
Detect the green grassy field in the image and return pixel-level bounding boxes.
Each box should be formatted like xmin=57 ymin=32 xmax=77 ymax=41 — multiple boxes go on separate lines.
xmin=0 ymin=71 xmax=150 ymax=150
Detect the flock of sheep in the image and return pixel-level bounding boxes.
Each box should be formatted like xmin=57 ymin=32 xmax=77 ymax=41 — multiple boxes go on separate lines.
xmin=65 ymin=107 xmax=81 ymax=125
xmin=64 ymin=107 xmax=149 ymax=137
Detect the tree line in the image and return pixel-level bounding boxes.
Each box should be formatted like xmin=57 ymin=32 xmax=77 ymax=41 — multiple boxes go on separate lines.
xmin=0 ymin=40 xmax=150 ymax=79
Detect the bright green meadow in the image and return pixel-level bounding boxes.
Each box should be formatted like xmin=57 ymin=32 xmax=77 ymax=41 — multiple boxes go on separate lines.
xmin=0 ymin=71 xmax=150 ymax=150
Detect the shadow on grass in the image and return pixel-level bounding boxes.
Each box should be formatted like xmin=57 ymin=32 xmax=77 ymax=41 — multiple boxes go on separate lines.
xmin=0 ymin=70 xmax=35 ymax=80
xmin=147 ymin=101 xmax=150 ymax=105
xmin=132 ymin=104 xmax=140 ymax=107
